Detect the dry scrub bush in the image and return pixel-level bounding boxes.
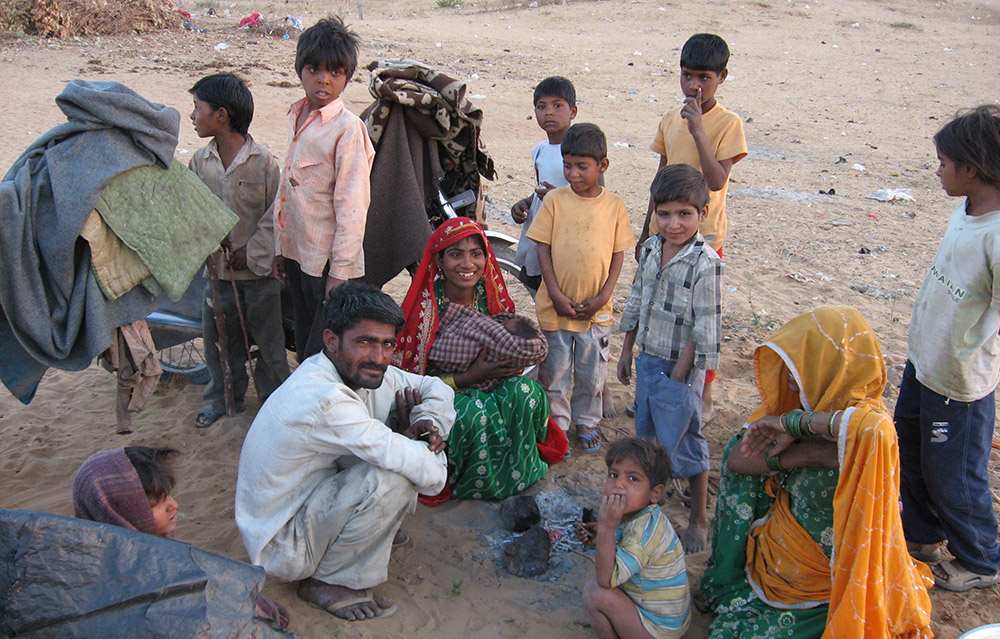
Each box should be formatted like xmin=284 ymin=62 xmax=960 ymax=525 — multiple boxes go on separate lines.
xmin=0 ymin=0 xmax=180 ymax=37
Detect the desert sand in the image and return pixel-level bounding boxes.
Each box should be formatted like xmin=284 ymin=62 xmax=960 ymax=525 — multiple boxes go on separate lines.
xmin=1 ymin=0 xmax=999 ymax=636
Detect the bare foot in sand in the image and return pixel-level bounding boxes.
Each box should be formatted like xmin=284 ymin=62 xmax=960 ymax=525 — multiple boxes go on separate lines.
xmin=683 ymin=518 xmax=710 ymax=554
xmin=297 ymin=578 xmax=396 ymax=621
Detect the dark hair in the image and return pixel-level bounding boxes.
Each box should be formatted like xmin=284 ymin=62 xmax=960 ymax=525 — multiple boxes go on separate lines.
xmin=189 ymin=73 xmax=254 ymax=136
xmin=296 ymin=15 xmax=360 ymax=80
xmin=561 ymin=122 xmax=606 ymax=161
xmin=934 ymin=104 xmax=1000 ymax=187
xmin=324 ymin=282 xmax=405 ymax=337
xmin=605 ymin=437 xmax=671 ymax=488
xmin=680 ymin=33 xmax=730 ymax=74
xmin=503 ymin=316 xmax=538 ymax=339
xmin=124 ymin=446 xmax=180 ymax=504
xmin=650 ymin=164 xmax=710 ymax=209
xmin=533 ymin=76 xmax=576 ymax=107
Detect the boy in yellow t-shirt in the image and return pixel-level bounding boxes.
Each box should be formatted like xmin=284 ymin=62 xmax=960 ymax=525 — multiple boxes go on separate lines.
xmin=527 ymin=123 xmax=635 ymax=452
xmin=638 ymin=33 xmax=747 ymax=419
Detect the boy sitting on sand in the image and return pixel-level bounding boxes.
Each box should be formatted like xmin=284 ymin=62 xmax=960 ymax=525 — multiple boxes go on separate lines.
xmin=577 ymin=437 xmax=690 ymax=639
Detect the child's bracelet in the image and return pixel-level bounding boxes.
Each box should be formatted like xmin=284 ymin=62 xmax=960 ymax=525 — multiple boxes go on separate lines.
xmin=766 ymin=452 xmax=784 ymax=472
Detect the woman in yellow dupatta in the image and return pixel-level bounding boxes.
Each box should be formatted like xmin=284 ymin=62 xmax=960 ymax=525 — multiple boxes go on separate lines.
xmin=701 ymin=306 xmax=934 ymax=639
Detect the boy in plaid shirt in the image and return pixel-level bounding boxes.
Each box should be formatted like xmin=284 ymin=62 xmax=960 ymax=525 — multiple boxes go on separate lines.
xmin=617 ymin=164 xmax=722 ymax=554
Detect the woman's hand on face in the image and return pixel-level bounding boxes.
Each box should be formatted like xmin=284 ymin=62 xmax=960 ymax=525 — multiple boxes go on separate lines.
xmin=740 ymin=416 xmax=795 ymax=459
xmin=455 ymin=348 xmax=521 ymax=388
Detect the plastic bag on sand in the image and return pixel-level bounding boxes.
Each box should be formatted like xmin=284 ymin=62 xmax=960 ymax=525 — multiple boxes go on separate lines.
xmin=866 ymin=188 xmax=915 ymax=202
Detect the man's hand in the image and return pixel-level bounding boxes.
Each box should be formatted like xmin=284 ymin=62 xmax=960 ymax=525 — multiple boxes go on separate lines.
xmin=681 ymin=87 xmax=706 ymax=136
xmin=227 ymin=246 xmax=248 ymax=271
xmin=387 ymin=388 xmax=422 ymax=433
xmin=404 ymin=419 xmax=445 ymax=454
xmin=324 ymin=276 xmax=346 ymax=301
xmin=271 ymin=256 xmax=287 ymax=284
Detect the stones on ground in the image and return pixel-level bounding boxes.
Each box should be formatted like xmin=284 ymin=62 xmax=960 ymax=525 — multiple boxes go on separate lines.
xmin=503 ymin=524 xmax=551 ymax=577
xmin=499 ymin=495 xmax=540 ymax=532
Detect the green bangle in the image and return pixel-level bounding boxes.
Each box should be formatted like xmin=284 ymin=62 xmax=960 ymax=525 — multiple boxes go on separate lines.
xmin=766 ymin=453 xmax=784 ymax=472
xmin=782 ymin=409 xmax=805 ymax=437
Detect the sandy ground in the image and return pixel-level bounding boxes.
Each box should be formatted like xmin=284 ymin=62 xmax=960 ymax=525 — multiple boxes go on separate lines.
xmin=2 ymin=0 xmax=999 ymax=636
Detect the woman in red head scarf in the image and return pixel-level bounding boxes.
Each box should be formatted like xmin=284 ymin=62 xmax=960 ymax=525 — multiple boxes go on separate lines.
xmin=396 ymin=218 xmax=564 ymax=500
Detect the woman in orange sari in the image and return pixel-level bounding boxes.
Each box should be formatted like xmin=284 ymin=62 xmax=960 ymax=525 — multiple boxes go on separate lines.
xmin=701 ymin=306 xmax=934 ymax=639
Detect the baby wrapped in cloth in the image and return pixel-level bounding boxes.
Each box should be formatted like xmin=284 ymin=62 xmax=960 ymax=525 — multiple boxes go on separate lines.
xmin=428 ymin=303 xmax=548 ymax=392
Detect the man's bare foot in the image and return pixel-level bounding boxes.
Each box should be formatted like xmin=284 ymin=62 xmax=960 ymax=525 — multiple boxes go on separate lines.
xmin=682 ymin=519 xmax=710 ymax=554
xmin=297 ymin=578 xmax=396 ymax=621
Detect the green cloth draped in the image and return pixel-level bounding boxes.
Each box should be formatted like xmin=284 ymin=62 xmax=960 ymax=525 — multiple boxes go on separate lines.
xmin=701 ymin=434 xmax=837 ymax=639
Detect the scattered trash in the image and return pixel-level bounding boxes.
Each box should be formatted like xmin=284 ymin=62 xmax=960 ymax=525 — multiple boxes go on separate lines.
xmin=613 ymin=141 xmax=631 ymax=147
xmin=852 ymin=163 xmax=866 ymax=172
xmin=284 ymin=15 xmax=302 ymax=29
xmin=835 ymin=156 xmax=847 ymax=164
xmin=903 ymin=211 xmax=917 ymax=219
xmin=633 ymin=50 xmax=642 ymax=56
xmin=851 ymin=283 xmax=905 ymax=300
xmin=176 ymin=8 xmax=191 ymax=17
xmin=866 ymin=213 xmax=881 ymax=220
xmin=628 ymin=90 xmax=638 ymax=94
xmin=181 ymin=21 xmax=206 ymax=32
xmin=859 ymin=247 xmax=872 ymax=254
xmin=818 ymin=188 xmax=836 ymax=195
xmin=469 ymin=94 xmax=486 ymax=99
xmin=237 ymin=12 xmax=260 ymax=28
xmin=866 ymin=188 xmax=915 ymax=202
xmin=213 ymin=42 xmax=229 ymax=51
xmin=787 ymin=272 xmax=815 ymax=283
xmin=831 ymin=220 xmax=854 ymax=226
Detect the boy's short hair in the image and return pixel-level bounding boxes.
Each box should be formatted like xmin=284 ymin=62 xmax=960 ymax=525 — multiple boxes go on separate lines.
xmin=295 ymin=15 xmax=360 ymax=80
xmin=680 ymin=33 xmax=730 ymax=73
xmin=124 ymin=446 xmax=180 ymax=504
xmin=561 ymin=123 xmax=606 ymax=161
xmin=934 ymin=104 xmax=1000 ymax=187
xmin=605 ymin=437 xmax=671 ymax=488
xmin=324 ymin=281 xmax=405 ymax=337
xmin=533 ymin=76 xmax=576 ymax=107
xmin=650 ymin=164 xmax=710 ymax=210
xmin=189 ymin=73 xmax=254 ymax=136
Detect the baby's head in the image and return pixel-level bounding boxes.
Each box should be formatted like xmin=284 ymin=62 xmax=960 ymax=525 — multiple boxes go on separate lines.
xmin=124 ymin=446 xmax=180 ymax=538
xmin=501 ymin=316 xmax=538 ymax=339
xmin=73 ymin=446 xmax=180 ymax=538
xmin=603 ymin=438 xmax=670 ymax=515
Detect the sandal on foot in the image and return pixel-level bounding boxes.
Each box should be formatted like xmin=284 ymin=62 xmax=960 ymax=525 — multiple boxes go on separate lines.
xmin=907 ymin=541 xmax=945 ymax=564
xmin=932 ymin=559 xmax=1000 ymax=592
xmin=301 ymin=586 xmax=397 ymax=621
xmin=392 ymin=529 xmax=411 ymax=548
xmin=576 ymin=428 xmax=602 ymax=453
xmin=194 ymin=408 xmax=224 ymax=428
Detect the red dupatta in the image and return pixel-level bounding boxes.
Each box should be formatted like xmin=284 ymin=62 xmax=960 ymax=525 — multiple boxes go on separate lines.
xmin=394 ymin=217 xmax=514 ymax=374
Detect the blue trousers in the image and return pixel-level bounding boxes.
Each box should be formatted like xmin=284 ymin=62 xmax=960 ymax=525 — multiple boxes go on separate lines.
xmin=634 ymin=353 xmax=708 ymax=479
xmin=894 ymin=360 xmax=1000 ymax=575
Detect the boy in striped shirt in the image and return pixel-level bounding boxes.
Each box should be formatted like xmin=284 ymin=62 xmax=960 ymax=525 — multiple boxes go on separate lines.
xmin=577 ymin=438 xmax=690 ymax=639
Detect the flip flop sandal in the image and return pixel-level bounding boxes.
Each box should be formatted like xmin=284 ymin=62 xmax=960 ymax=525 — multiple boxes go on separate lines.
xmin=907 ymin=541 xmax=945 ymax=564
xmin=577 ymin=428 xmax=602 ymax=453
xmin=304 ymin=587 xmax=398 ymax=621
xmin=194 ymin=409 xmax=225 ymax=429
xmin=932 ymin=559 xmax=1000 ymax=592
xmin=392 ymin=529 xmax=411 ymax=548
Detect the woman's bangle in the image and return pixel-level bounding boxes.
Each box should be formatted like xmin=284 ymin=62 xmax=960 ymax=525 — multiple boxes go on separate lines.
xmin=803 ymin=411 xmax=817 ymax=437
xmin=439 ymin=374 xmax=458 ymax=390
xmin=766 ymin=453 xmax=784 ymax=472
xmin=827 ymin=410 xmax=842 ymax=438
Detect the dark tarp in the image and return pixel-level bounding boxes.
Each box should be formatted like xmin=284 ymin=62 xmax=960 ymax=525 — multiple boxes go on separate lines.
xmin=0 ymin=509 xmax=294 ymax=638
